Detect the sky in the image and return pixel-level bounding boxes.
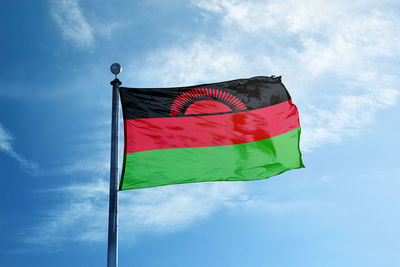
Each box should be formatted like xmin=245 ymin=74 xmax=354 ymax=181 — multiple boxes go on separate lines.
xmin=1 ymin=0 xmax=400 ymax=266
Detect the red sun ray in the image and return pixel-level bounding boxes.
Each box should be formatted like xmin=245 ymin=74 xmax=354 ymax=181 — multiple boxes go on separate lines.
xmin=169 ymin=88 xmax=248 ymax=115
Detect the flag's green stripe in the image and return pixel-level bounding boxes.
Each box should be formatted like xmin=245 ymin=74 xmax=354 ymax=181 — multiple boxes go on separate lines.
xmin=120 ymin=128 xmax=303 ymax=190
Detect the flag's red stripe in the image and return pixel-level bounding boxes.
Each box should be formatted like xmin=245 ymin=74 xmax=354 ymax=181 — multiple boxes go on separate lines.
xmin=125 ymin=100 xmax=300 ymax=153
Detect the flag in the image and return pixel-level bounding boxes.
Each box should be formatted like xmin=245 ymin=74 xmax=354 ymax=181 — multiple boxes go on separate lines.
xmin=119 ymin=76 xmax=304 ymax=190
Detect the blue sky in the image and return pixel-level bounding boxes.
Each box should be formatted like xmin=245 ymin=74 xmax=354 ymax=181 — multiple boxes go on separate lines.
xmin=1 ymin=0 xmax=400 ymax=266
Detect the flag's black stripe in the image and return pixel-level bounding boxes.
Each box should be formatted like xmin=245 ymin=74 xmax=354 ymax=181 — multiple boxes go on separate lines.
xmin=120 ymin=76 xmax=291 ymax=120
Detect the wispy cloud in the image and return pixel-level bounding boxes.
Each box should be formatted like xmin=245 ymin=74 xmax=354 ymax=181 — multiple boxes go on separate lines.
xmin=50 ymin=0 xmax=94 ymax=47
xmin=130 ymin=40 xmax=249 ymax=87
xmin=0 ymin=123 xmax=13 ymax=152
xmin=301 ymin=89 xmax=399 ymax=150
xmin=0 ymin=122 xmax=39 ymax=176
xmin=25 ymin=179 xmax=244 ymax=246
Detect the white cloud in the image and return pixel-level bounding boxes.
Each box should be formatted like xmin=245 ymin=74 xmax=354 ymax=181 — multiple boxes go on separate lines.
xmin=25 ymin=179 xmax=108 ymax=245
xmin=26 ymin=179 xmax=244 ymax=246
xmin=58 ymin=159 xmax=109 ymax=175
xmin=0 ymin=122 xmax=39 ymax=176
xmin=120 ymin=181 xmax=243 ymax=232
xmin=0 ymin=123 xmax=13 ymax=152
xmin=129 ymin=40 xmax=249 ymax=87
xmin=192 ymin=0 xmax=346 ymax=34
xmin=50 ymin=0 xmax=94 ymax=47
xmin=300 ymin=88 xmax=399 ymax=150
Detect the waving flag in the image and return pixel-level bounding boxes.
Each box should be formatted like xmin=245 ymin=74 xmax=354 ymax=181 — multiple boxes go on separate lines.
xmin=119 ymin=76 xmax=303 ymax=190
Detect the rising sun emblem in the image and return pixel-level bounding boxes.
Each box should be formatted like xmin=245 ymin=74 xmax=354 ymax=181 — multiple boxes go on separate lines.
xmin=170 ymin=88 xmax=247 ymax=116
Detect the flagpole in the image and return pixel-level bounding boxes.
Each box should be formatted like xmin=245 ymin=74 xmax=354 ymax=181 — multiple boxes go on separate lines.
xmin=108 ymin=63 xmax=122 ymax=267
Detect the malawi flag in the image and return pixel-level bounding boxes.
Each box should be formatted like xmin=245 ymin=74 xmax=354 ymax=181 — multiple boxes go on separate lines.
xmin=119 ymin=76 xmax=303 ymax=190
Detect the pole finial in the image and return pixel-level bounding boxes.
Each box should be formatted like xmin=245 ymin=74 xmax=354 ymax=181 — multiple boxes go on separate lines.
xmin=110 ymin=63 xmax=122 ymax=78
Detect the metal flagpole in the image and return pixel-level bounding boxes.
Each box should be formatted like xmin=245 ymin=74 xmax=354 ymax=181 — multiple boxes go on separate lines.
xmin=108 ymin=63 xmax=122 ymax=267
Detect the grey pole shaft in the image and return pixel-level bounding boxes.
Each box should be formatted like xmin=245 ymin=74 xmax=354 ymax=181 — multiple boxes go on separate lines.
xmin=107 ymin=78 xmax=121 ymax=267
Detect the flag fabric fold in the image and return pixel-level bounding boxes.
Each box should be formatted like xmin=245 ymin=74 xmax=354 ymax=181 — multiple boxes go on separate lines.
xmin=119 ymin=76 xmax=304 ymax=190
